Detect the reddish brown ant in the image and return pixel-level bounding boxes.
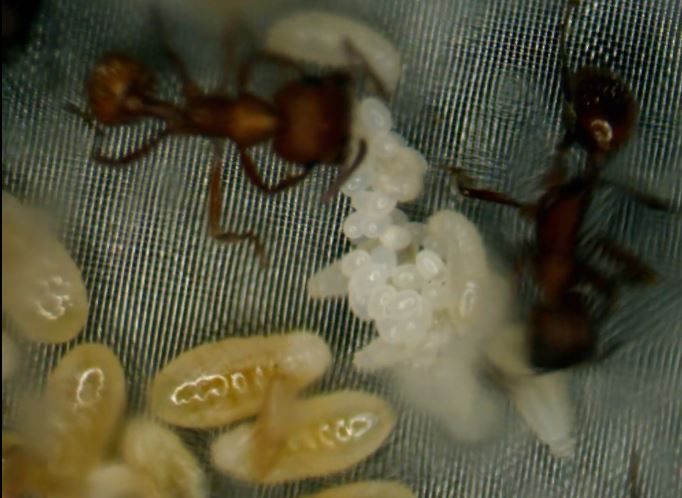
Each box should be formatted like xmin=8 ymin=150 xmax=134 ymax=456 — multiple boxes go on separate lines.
xmin=70 ymin=39 xmax=382 ymax=266
xmin=445 ymin=0 xmax=668 ymax=370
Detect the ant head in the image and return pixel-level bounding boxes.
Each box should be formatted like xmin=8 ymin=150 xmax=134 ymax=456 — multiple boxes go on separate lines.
xmin=272 ymin=72 xmax=353 ymax=165
xmin=529 ymin=293 xmax=594 ymax=370
xmin=87 ymin=53 xmax=155 ymax=125
xmin=568 ymin=67 xmax=638 ymax=156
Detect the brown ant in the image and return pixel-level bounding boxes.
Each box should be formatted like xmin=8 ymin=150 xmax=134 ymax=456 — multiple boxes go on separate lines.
xmin=445 ymin=0 xmax=669 ymax=370
xmin=69 ymin=38 xmax=382 ymax=266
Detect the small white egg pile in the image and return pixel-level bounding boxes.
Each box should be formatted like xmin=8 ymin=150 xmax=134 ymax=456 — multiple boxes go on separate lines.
xmin=308 ymin=96 xmax=576 ymax=456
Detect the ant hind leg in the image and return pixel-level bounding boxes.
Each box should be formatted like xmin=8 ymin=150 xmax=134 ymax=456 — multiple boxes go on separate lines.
xmin=587 ymin=236 xmax=658 ymax=285
xmin=92 ymin=128 xmax=171 ymax=166
xmin=239 ymin=148 xmax=312 ymax=194
xmin=208 ymin=148 xmax=268 ymax=267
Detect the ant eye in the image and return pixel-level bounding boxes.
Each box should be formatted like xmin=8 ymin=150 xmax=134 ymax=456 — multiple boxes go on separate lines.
xmin=571 ymin=68 xmax=637 ymax=153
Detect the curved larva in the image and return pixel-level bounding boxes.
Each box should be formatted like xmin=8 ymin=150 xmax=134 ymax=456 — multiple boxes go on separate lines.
xmin=211 ymin=390 xmax=395 ymax=483
xmin=120 ymin=418 xmax=207 ymax=498
xmin=86 ymin=464 xmax=161 ymax=498
xmin=509 ymin=371 xmax=575 ymax=458
xmin=301 ymin=481 xmax=416 ymax=498
xmin=2 ymin=193 xmax=88 ymax=343
xmin=5 ymin=344 xmax=126 ymax=495
xmin=265 ymin=11 xmax=402 ymax=95
xmin=150 ymin=331 xmax=331 ymax=428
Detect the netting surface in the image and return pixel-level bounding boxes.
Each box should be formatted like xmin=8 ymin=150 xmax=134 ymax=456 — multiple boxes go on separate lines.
xmin=2 ymin=0 xmax=681 ymax=497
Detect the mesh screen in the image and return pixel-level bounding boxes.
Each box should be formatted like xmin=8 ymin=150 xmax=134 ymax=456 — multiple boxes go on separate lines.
xmin=2 ymin=0 xmax=681 ymax=496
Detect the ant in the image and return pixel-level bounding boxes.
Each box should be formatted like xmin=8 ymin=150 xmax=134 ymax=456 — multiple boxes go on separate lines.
xmin=69 ymin=33 xmax=383 ymax=266
xmin=445 ymin=0 xmax=670 ymax=370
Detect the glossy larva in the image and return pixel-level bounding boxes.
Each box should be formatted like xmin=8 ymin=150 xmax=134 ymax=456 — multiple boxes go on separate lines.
xmin=150 ymin=332 xmax=331 ymax=428
xmin=301 ymin=481 xmax=416 ymax=498
xmin=120 ymin=418 xmax=207 ymax=498
xmin=85 ymin=464 xmax=161 ymax=498
xmin=2 ymin=193 xmax=88 ymax=343
xmin=265 ymin=11 xmax=402 ymax=95
xmin=211 ymin=390 xmax=395 ymax=483
xmin=4 ymin=344 xmax=125 ymax=496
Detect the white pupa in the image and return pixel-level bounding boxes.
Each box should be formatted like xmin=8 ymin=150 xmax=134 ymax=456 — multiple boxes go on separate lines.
xmin=150 ymin=331 xmax=331 ymax=428
xmin=5 ymin=344 xmax=126 ymax=496
xmin=265 ymin=11 xmax=402 ymax=95
xmin=211 ymin=389 xmax=395 ymax=483
xmin=301 ymin=481 xmax=416 ymax=498
xmin=486 ymin=323 xmax=575 ymax=457
xmin=120 ymin=419 xmax=207 ymax=498
xmin=2 ymin=192 xmax=88 ymax=343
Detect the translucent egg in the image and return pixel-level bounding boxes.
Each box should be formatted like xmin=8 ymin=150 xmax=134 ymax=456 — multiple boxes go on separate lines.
xmin=379 ymin=225 xmax=412 ymax=251
xmin=342 ymin=211 xmax=366 ymax=240
xmin=352 ymin=191 xmax=397 ymax=219
xmin=421 ymin=278 xmax=449 ymax=310
xmin=391 ymin=264 xmax=423 ymax=290
xmin=358 ymin=97 xmax=393 ymax=133
xmin=390 ymin=209 xmax=410 ymax=225
xmin=370 ymin=130 xmax=407 ymax=160
xmin=361 ymin=216 xmax=389 ymax=239
xmin=416 ymin=250 xmax=445 ymax=280
xmin=308 ymin=262 xmax=349 ymax=299
xmin=348 ymin=288 xmax=372 ymax=321
xmin=341 ymin=250 xmax=371 ymax=277
xmin=341 ymin=165 xmax=376 ymax=197
xmin=369 ymin=246 xmax=397 ymax=272
xmin=348 ymin=263 xmax=391 ymax=301
xmin=376 ymin=316 xmax=428 ymax=347
xmin=367 ymin=284 xmax=397 ymax=319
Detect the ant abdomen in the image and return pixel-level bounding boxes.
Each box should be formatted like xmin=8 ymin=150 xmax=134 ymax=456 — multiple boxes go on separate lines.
xmin=87 ymin=53 xmax=156 ymax=125
xmin=529 ymin=294 xmax=594 ymax=370
xmin=568 ymin=67 xmax=638 ymax=155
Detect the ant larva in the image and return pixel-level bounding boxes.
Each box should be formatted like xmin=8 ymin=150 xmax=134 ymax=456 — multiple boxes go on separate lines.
xmin=70 ymin=32 xmax=384 ymax=266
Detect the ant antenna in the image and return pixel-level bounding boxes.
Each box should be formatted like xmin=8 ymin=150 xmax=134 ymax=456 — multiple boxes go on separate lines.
xmin=559 ymin=0 xmax=581 ymax=104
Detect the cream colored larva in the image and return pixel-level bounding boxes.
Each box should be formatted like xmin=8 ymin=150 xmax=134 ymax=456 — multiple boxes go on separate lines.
xmin=211 ymin=390 xmax=395 ymax=483
xmin=2 ymin=192 xmax=88 ymax=343
xmin=265 ymin=11 xmax=402 ymax=95
xmin=150 ymin=331 xmax=331 ymax=428
xmin=120 ymin=419 xmax=207 ymax=498
xmin=301 ymin=481 xmax=416 ymax=498
xmin=4 ymin=344 xmax=126 ymax=496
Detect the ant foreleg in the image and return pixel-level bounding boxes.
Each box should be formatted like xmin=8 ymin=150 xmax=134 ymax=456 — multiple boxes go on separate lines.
xmin=238 ymin=52 xmax=306 ymax=93
xmin=441 ymin=166 xmax=535 ymax=216
xmin=576 ymin=262 xmax=619 ymax=311
xmin=321 ymin=139 xmax=368 ymax=204
xmin=208 ymin=151 xmax=268 ymax=267
xmin=239 ymin=149 xmax=312 ymax=194
xmin=92 ymin=128 xmax=171 ymax=165
xmin=587 ymin=236 xmax=658 ymax=285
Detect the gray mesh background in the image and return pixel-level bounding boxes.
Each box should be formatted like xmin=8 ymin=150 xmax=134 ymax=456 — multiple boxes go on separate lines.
xmin=2 ymin=0 xmax=681 ymax=497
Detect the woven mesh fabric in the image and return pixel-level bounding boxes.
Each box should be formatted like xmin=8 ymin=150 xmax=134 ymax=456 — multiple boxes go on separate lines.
xmin=2 ymin=0 xmax=681 ymax=496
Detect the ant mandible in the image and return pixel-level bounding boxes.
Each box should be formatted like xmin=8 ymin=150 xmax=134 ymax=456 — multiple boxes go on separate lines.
xmin=70 ymin=34 xmax=383 ymax=266
xmin=446 ymin=0 xmax=669 ymax=370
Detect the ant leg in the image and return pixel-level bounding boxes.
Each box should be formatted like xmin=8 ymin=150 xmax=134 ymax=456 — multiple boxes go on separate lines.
xmin=238 ymin=52 xmax=306 ymax=93
xmin=239 ymin=149 xmax=312 ymax=194
xmin=208 ymin=150 xmax=268 ymax=267
xmin=588 ymin=236 xmax=658 ymax=285
xmin=320 ymin=139 xmax=368 ymax=204
xmin=164 ymin=49 xmax=202 ymax=100
xmin=440 ymin=166 xmax=536 ymax=217
xmin=577 ymin=262 xmax=619 ymax=311
xmin=599 ymin=178 xmax=674 ymax=211
xmin=341 ymin=39 xmax=390 ymax=100
xmin=92 ymin=128 xmax=172 ymax=165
